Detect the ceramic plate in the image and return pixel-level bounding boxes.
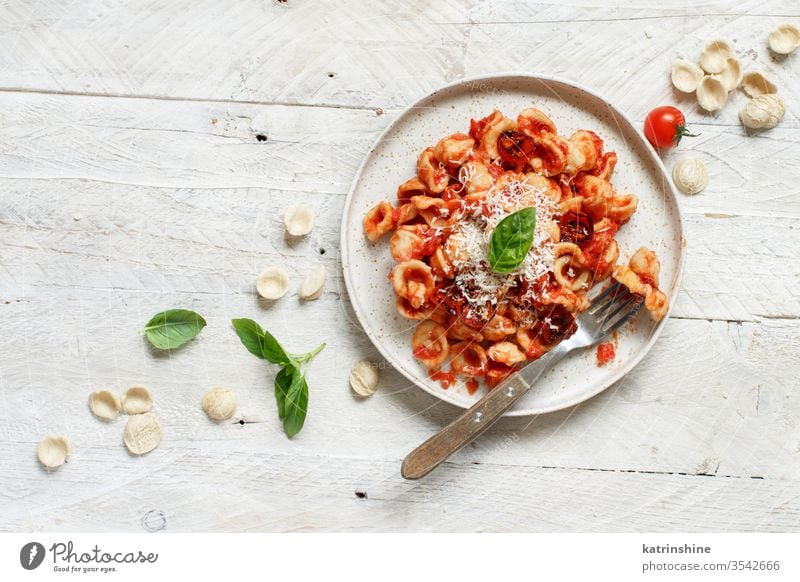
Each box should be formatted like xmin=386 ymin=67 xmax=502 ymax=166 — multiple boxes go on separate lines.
xmin=341 ymin=74 xmax=683 ymax=416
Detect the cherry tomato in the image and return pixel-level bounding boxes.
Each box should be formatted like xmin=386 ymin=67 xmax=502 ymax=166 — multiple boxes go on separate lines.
xmin=557 ymin=212 xmax=594 ymax=245
xmin=643 ymin=106 xmax=698 ymax=150
xmin=497 ymin=130 xmax=536 ymax=165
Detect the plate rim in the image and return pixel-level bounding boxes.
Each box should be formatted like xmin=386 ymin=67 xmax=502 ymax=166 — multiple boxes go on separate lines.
xmin=340 ymin=72 xmax=685 ymax=416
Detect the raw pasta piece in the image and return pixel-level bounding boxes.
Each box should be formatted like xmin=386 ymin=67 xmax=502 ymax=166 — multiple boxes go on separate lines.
xmin=349 ymin=360 xmax=380 ymax=397
xmin=741 ymin=72 xmax=777 ymax=97
xmin=699 ymin=40 xmax=731 ymax=74
xmin=123 ymin=385 xmax=153 ymax=414
xmin=711 ymin=57 xmax=741 ymax=92
xmin=672 ymin=159 xmax=708 ymax=195
xmin=768 ymin=23 xmax=800 ymax=55
xmin=670 ymin=59 xmax=704 ymax=93
xmin=88 ymin=389 xmax=121 ymax=421
xmin=123 ymin=413 xmax=162 ymax=455
xmin=697 ymin=76 xmax=728 ymax=112
xmin=37 ymin=435 xmax=71 ymax=469
xmin=299 ymin=265 xmax=325 ymax=301
xmin=202 ymin=387 xmax=237 ymax=421
xmin=740 ymin=95 xmax=785 ymax=129
xmin=284 ymin=204 xmax=315 ymax=236
xmin=256 ymin=266 xmax=290 ymax=300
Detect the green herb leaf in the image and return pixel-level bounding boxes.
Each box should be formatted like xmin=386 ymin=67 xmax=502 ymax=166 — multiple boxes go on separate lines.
xmin=231 ymin=318 xmax=291 ymax=365
xmin=274 ymin=366 xmax=294 ymax=421
xmin=488 ymin=207 xmax=537 ymax=273
xmin=282 ymin=371 xmax=309 ymax=438
xmin=233 ymin=320 xmax=324 ymax=438
xmin=144 ymin=309 xmax=207 ymax=350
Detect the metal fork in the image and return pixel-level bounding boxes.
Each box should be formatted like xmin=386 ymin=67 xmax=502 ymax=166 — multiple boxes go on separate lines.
xmin=401 ymin=281 xmax=644 ymax=480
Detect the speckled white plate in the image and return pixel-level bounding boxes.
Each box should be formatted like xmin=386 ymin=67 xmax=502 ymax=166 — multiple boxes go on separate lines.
xmin=341 ymin=74 xmax=683 ymax=416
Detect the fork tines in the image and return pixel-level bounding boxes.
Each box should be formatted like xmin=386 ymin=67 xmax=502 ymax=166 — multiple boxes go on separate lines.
xmin=588 ymin=281 xmax=645 ymax=333
xmin=587 ymin=281 xmax=627 ymax=314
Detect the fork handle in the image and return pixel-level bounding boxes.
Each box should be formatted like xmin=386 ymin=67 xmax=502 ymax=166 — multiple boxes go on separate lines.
xmin=401 ymin=347 xmax=567 ymax=480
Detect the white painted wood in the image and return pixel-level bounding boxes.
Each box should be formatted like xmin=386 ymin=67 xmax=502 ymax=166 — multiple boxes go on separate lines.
xmin=0 ymin=0 xmax=799 ymax=532
xmin=0 ymin=0 xmax=797 ymax=122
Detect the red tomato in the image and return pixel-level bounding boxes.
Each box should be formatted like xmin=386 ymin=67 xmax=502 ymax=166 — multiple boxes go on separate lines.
xmin=643 ymin=106 xmax=697 ymax=150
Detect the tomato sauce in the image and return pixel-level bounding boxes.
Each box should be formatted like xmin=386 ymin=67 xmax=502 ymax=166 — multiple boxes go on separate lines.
xmin=413 ymin=344 xmax=441 ymax=360
xmin=466 ymin=379 xmax=479 ymax=395
xmin=596 ymin=342 xmax=616 ymax=366
xmin=429 ymin=369 xmax=456 ymax=389
xmin=487 ymin=163 xmax=505 ymax=179
xmin=581 ymin=221 xmax=619 ymax=273
xmin=638 ymin=273 xmax=656 ymax=288
xmin=469 ymin=114 xmax=494 ymax=141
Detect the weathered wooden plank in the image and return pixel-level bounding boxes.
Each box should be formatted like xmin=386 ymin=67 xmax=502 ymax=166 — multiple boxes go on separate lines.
xmin=1 ymin=177 xmax=798 ymax=321
xmin=1 ymin=1 xmax=798 ymax=534
xmin=1 ymin=280 xmax=797 ymax=489
xmin=1 ymin=444 xmax=797 ymax=532
xmin=0 ymin=91 xmax=796 ymax=217
xmin=0 ymin=0 xmax=796 ymax=125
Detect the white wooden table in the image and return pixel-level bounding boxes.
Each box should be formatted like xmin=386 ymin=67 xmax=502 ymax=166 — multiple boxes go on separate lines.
xmin=1 ymin=0 xmax=799 ymax=532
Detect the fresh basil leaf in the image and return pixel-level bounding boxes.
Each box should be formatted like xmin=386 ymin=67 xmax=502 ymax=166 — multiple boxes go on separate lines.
xmin=488 ymin=207 xmax=537 ymax=273
xmin=261 ymin=329 xmax=292 ymax=365
xmin=274 ymin=366 xmax=294 ymax=421
xmin=144 ymin=309 xmax=206 ymax=350
xmin=231 ymin=318 xmax=290 ymax=364
xmin=282 ymin=371 xmax=308 ymax=438
xmin=232 ymin=320 xmax=323 ymax=438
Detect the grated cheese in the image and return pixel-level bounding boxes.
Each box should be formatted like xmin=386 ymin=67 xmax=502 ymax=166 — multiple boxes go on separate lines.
xmin=447 ymin=177 xmax=556 ymax=319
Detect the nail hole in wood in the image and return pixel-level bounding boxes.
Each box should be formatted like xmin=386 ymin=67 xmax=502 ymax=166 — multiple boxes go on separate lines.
xmin=319 ymin=248 xmax=326 ymax=255
xmin=255 ymin=134 xmax=268 ymax=142
xmin=327 ymin=72 xmax=335 ymax=78
xmin=355 ymin=491 xmax=368 ymax=499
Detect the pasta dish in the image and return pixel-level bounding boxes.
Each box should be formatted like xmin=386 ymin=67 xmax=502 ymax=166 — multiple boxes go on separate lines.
xmin=362 ymin=108 xmax=668 ymax=394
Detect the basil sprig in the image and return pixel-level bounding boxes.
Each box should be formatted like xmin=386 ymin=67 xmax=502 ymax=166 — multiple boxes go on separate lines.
xmin=488 ymin=207 xmax=537 ymax=273
xmin=144 ymin=309 xmax=207 ymax=350
xmin=232 ymin=318 xmax=325 ymax=437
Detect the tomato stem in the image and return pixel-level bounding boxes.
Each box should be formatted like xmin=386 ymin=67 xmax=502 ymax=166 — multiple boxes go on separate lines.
xmin=674 ymin=123 xmax=699 ymax=145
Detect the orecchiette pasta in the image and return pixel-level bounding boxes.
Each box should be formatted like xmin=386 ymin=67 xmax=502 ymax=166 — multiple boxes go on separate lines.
xmin=487 ymin=341 xmax=527 ymax=366
xmin=613 ymin=247 xmax=669 ymax=321
xmin=434 ymin=133 xmax=475 ymax=166
xmin=417 ymin=147 xmax=449 ymax=193
xmin=363 ymin=107 xmax=669 ymax=394
xmin=391 ymin=259 xmax=435 ymax=309
xmin=450 ymin=342 xmax=489 ymax=377
xmin=397 ymin=177 xmax=428 ymax=203
xmin=411 ymin=320 xmax=450 ymax=368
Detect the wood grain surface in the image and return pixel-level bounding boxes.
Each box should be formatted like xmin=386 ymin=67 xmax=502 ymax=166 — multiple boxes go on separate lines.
xmin=0 ymin=0 xmax=798 ymax=532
